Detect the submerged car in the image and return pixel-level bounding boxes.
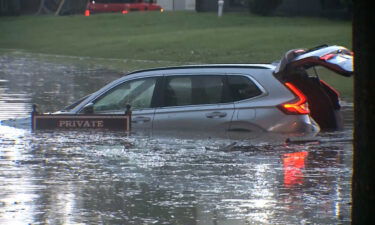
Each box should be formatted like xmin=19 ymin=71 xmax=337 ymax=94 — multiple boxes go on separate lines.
xmin=58 ymin=45 xmax=353 ymax=134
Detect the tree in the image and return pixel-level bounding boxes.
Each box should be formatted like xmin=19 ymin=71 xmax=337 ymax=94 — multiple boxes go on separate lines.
xmin=0 ymin=0 xmax=21 ymax=16
xmin=55 ymin=0 xmax=66 ymax=15
xmin=248 ymin=0 xmax=283 ymax=16
xmin=36 ymin=0 xmax=87 ymax=15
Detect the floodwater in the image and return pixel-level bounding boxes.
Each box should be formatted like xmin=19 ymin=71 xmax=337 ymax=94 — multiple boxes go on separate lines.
xmin=0 ymin=52 xmax=353 ymax=224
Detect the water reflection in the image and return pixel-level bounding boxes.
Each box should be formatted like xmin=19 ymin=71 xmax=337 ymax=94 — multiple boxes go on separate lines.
xmin=283 ymin=151 xmax=308 ymax=187
xmin=0 ymin=129 xmax=352 ymax=224
xmin=0 ymin=53 xmax=352 ymax=224
xmin=0 ymin=52 xmax=122 ymax=117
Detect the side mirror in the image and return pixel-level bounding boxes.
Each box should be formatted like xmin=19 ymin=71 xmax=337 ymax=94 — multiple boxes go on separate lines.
xmin=82 ymin=103 xmax=94 ymax=114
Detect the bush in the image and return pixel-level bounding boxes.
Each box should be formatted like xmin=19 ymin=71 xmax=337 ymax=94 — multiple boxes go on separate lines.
xmin=0 ymin=0 xmax=21 ymax=16
xmin=248 ymin=0 xmax=283 ymax=16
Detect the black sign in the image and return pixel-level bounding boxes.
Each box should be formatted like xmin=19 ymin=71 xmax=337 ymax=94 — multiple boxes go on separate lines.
xmin=32 ymin=114 xmax=131 ymax=131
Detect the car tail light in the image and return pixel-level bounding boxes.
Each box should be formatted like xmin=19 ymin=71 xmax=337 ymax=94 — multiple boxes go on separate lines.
xmin=278 ymin=82 xmax=310 ymax=115
xmin=320 ymin=53 xmax=336 ymax=61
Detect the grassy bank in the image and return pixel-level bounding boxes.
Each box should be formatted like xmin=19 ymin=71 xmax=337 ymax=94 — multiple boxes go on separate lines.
xmin=0 ymin=11 xmax=352 ymax=96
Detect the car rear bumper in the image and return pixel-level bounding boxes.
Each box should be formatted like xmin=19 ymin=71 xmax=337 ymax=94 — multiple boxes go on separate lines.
xmin=267 ymin=115 xmax=320 ymax=134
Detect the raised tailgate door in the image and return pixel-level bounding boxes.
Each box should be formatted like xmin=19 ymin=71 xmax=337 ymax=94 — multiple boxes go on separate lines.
xmin=275 ymin=45 xmax=353 ymax=77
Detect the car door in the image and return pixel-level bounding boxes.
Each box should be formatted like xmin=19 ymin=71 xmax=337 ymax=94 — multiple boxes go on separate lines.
xmin=153 ymin=74 xmax=235 ymax=133
xmin=275 ymin=45 xmax=353 ymax=77
xmin=90 ymin=76 xmax=158 ymax=130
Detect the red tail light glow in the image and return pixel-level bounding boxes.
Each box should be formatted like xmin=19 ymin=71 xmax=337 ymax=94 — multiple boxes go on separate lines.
xmin=283 ymin=151 xmax=308 ymax=187
xmin=278 ymin=82 xmax=310 ymax=115
xmin=320 ymin=53 xmax=336 ymax=61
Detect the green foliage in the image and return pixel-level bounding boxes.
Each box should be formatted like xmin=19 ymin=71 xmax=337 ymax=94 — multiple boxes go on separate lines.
xmin=0 ymin=0 xmax=21 ymax=16
xmin=340 ymin=0 xmax=353 ymax=11
xmin=248 ymin=0 xmax=283 ymax=16
xmin=340 ymin=0 xmax=352 ymax=7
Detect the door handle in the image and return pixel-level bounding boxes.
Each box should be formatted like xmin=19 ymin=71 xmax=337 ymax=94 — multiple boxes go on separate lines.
xmin=132 ymin=116 xmax=151 ymax=123
xmin=206 ymin=111 xmax=227 ymax=118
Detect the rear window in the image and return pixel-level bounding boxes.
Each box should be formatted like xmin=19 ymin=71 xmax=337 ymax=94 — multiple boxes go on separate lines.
xmin=227 ymin=75 xmax=262 ymax=101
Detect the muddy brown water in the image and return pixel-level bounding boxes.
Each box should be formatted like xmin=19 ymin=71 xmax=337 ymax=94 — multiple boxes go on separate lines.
xmin=0 ymin=53 xmax=353 ymax=224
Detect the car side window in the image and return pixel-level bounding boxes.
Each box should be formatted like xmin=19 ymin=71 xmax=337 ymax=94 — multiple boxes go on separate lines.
xmin=227 ymin=75 xmax=262 ymax=101
xmin=165 ymin=77 xmax=192 ymax=106
xmin=164 ymin=75 xmax=226 ymax=107
xmin=93 ymin=77 xmax=156 ymax=112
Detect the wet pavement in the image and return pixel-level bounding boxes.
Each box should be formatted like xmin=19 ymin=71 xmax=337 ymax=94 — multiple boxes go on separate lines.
xmin=0 ymin=52 xmax=353 ymax=224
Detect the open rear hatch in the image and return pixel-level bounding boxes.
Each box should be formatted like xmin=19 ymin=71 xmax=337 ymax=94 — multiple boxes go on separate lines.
xmin=275 ymin=45 xmax=353 ymax=76
xmin=274 ymin=45 xmax=353 ymax=130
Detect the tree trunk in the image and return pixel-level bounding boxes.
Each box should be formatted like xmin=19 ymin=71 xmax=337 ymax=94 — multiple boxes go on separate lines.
xmin=352 ymin=0 xmax=375 ymax=224
xmin=55 ymin=0 xmax=65 ymax=15
xmin=36 ymin=0 xmax=45 ymax=15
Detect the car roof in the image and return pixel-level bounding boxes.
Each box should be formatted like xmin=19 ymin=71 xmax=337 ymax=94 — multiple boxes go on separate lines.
xmin=127 ymin=64 xmax=275 ymax=76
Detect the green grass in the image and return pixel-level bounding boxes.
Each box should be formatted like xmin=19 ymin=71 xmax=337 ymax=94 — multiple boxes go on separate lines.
xmin=0 ymin=11 xmax=352 ymax=97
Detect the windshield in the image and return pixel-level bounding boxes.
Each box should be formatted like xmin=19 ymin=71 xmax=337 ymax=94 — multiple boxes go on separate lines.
xmin=62 ymin=95 xmax=91 ymax=111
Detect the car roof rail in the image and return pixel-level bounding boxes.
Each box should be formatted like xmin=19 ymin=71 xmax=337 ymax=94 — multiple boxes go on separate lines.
xmin=303 ymin=44 xmax=329 ymax=54
xmin=127 ymin=64 xmax=272 ymax=75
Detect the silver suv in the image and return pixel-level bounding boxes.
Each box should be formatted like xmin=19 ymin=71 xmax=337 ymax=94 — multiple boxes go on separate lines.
xmin=60 ymin=45 xmax=353 ymax=134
